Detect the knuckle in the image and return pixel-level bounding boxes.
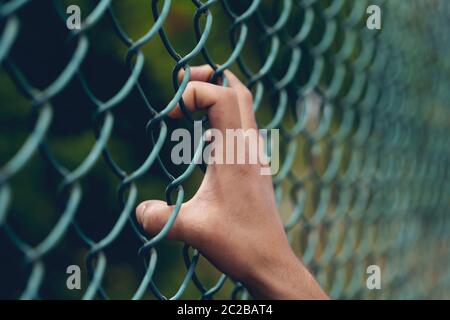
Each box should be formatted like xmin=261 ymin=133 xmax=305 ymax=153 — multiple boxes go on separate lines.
xmin=185 ymin=81 xmax=194 ymax=92
xmin=136 ymin=203 xmax=145 ymax=222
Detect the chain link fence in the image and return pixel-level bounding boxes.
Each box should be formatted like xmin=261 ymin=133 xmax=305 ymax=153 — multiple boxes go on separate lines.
xmin=0 ymin=0 xmax=449 ymax=299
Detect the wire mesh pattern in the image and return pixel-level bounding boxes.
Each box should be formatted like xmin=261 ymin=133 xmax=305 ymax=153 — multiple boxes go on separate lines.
xmin=0 ymin=0 xmax=449 ymax=299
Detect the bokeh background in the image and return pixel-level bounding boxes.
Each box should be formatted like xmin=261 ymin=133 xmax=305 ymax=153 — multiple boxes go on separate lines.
xmin=1 ymin=0 xmax=449 ymax=299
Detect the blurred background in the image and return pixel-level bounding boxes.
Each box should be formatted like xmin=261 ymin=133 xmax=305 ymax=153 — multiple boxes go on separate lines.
xmin=0 ymin=0 xmax=449 ymax=299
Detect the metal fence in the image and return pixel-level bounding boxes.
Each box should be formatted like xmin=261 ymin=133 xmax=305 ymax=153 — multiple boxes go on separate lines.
xmin=0 ymin=0 xmax=449 ymax=299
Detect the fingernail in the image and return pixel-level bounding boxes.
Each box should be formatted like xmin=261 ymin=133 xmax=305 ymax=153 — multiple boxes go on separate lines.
xmin=137 ymin=204 xmax=146 ymax=224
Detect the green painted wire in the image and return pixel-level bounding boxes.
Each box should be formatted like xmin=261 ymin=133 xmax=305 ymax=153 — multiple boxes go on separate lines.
xmin=0 ymin=0 xmax=449 ymax=300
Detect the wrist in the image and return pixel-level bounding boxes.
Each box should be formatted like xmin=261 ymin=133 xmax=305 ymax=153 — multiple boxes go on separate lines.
xmin=243 ymin=249 xmax=328 ymax=300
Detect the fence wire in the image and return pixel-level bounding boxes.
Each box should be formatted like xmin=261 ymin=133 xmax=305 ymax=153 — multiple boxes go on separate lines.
xmin=0 ymin=0 xmax=449 ymax=299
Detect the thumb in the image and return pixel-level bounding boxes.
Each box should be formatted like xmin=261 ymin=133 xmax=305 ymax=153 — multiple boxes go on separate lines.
xmin=136 ymin=200 xmax=188 ymax=242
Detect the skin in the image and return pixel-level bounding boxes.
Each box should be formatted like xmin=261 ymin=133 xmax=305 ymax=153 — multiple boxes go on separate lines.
xmin=136 ymin=65 xmax=328 ymax=300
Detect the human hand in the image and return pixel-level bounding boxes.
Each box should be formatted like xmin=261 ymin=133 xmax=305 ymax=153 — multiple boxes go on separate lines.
xmin=136 ymin=65 xmax=327 ymax=300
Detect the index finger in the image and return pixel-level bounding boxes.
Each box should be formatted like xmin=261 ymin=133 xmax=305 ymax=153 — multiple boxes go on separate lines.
xmin=177 ymin=65 xmax=257 ymax=130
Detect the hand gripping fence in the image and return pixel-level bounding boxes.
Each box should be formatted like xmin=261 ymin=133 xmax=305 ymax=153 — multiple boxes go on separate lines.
xmin=0 ymin=0 xmax=449 ymax=299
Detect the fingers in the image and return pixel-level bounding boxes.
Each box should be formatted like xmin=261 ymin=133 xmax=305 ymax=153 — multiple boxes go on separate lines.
xmin=178 ymin=65 xmax=215 ymax=83
xmin=224 ymin=70 xmax=257 ymax=130
xmin=175 ymin=65 xmax=257 ymax=130
xmin=169 ymin=81 xmax=242 ymax=131
xmin=136 ymin=200 xmax=189 ymax=242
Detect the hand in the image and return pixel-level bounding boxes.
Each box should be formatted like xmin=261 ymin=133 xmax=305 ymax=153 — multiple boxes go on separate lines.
xmin=136 ymin=65 xmax=328 ymax=300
